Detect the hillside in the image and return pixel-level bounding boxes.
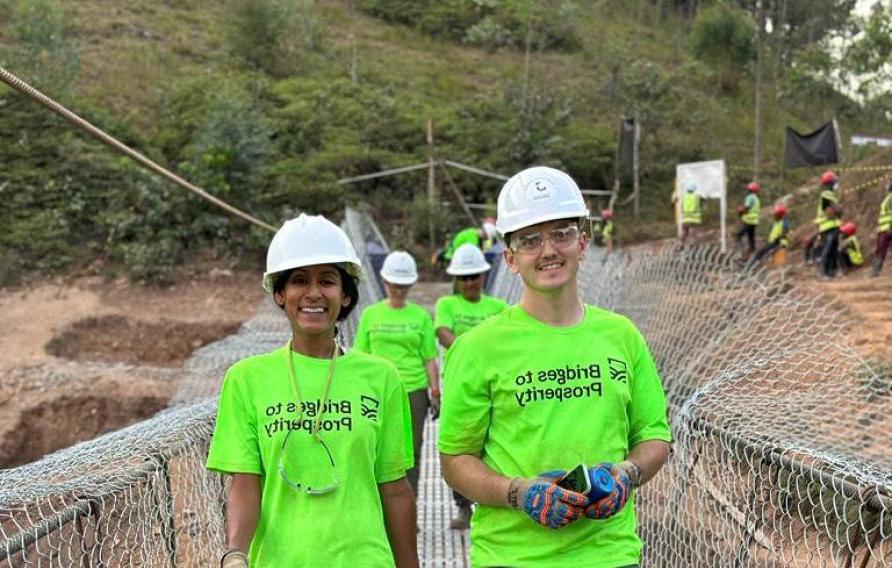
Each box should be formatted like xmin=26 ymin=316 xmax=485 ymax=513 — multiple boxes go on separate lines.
xmin=0 ymin=0 xmax=889 ymax=284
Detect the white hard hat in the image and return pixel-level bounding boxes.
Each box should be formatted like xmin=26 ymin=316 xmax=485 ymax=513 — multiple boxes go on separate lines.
xmin=262 ymin=214 xmax=362 ymax=293
xmin=446 ymin=244 xmax=491 ymax=276
xmin=685 ymin=181 xmax=697 ymax=192
xmin=380 ymin=251 xmax=418 ymax=285
xmin=496 ymin=166 xmax=588 ymax=235
xmin=482 ymin=221 xmax=497 ymax=240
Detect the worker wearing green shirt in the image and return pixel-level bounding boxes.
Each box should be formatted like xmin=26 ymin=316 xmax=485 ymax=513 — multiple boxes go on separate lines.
xmin=354 ymin=250 xmax=439 ymax=497
xmin=442 ymin=218 xmax=498 ymax=261
xmin=207 ymin=214 xmax=417 ymax=568
xmin=434 ymin=243 xmax=508 ymax=529
xmin=438 ymin=166 xmax=672 ymax=568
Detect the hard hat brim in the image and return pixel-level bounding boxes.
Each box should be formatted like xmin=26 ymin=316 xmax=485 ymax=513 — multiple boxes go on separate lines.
xmin=380 ymin=271 xmax=418 ymax=286
xmin=446 ymin=263 xmax=491 ymax=276
xmin=262 ymin=258 xmax=362 ymax=294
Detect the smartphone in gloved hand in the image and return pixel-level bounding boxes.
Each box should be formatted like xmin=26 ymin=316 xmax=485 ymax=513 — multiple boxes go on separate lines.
xmin=557 ymin=464 xmax=591 ymax=495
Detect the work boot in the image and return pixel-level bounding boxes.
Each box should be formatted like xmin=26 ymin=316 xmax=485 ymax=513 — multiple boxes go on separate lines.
xmin=450 ymin=504 xmax=472 ymax=530
xmin=871 ymin=258 xmax=883 ymax=277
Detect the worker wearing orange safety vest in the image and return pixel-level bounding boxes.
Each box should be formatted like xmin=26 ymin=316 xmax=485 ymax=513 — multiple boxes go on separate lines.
xmin=872 ymin=180 xmax=892 ymax=276
xmin=813 ymin=171 xmax=842 ymax=278
xmin=734 ymin=182 xmax=761 ymax=256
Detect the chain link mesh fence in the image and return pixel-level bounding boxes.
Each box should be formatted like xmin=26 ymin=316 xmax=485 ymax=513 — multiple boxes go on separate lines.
xmin=0 ymin=208 xmax=387 ymax=566
xmin=2 ymin=222 xmax=890 ymax=566
xmin=490 ymin=244 xmax=891 ymax=566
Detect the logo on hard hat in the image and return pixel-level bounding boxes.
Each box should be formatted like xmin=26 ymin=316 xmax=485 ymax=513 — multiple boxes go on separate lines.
xmin=525 ymin=178 xmax=554 ymax=201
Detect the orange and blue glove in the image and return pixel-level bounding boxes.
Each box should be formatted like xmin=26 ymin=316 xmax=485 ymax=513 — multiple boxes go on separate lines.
xmin=584 ymin=462 xmax=632 ymax=520
xmin=513 ymin=471 xmax=587 ymax=529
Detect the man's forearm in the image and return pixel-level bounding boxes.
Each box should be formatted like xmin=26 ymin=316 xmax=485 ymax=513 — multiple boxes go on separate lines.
xmin=440 ymin=453 xmax=513 ymax=507
xmin=226 ymin=473 xmax=261 ymax=552
xmin=425 ymin=359 xmax=440 ymax=392
xmin=627 ymin=440 xmax=670 ymax=486
xmin=379 ymin=478 xmax=419 ymax=568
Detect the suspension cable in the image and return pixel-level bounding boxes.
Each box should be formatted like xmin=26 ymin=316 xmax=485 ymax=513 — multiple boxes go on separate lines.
xmin=0 ymin=66 xmax=277 ymax=233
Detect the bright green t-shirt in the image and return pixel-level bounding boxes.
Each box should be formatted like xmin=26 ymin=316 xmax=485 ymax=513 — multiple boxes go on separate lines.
xmin=353 ymin=301 xmax=438 ymax=392
xmin=206 ymin=346 xmax=413 ymax=568
xmin=438 ymin=305 xmax=672 ymax=568
xmin=434 ymin=294 xmax=508 ymax=338
xmin=444 ymin=227 xmax=482 ymax=260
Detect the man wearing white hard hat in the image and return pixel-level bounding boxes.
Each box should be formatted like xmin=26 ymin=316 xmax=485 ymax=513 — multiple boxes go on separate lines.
xmin=434 ymin=243 xmax=508 ymax=529
xmin=438 ymin=167 xmax=671 ymax=567
xmin=354 ymin=250 xmax=439 ymax=497
xmin=207 ymin=214 xmax=418 ymax=568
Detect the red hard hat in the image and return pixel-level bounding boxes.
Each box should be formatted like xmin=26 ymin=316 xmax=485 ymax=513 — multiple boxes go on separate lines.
xmin=747 ymin=182 xmax=760 ymax=193
xmin=600 ymin=209 xmax=614 ymax=219
xmin=773 ymin=204 xmax=787 ymax=217
xmin=840 ymin=222 xmax=856 ymax=236
xmin=821 ymin=171 xmax=837 ymax=186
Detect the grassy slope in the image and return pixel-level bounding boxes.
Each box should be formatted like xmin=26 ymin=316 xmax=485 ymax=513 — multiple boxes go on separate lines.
xmin=3 ymin=0 xmax=887 ymax=252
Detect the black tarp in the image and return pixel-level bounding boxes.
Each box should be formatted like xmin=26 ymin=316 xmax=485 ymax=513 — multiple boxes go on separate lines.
xmin=785 ymin=121 xmax=840 ymax=168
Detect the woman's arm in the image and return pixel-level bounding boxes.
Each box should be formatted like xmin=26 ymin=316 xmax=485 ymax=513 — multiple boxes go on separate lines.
xmin=379 ymin=478 xmax=419 ymax=568
xmin=226 ymin=473 xmax=261 ymax=553
xmin=436 ymin=327 xmax=456 ymax=349
xmin=425 ymin=358 xmax=441 ymax=416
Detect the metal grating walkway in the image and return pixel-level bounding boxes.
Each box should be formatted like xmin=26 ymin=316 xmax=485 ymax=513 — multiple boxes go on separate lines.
xmin=418 ymin=418 xmax=470 ymax=567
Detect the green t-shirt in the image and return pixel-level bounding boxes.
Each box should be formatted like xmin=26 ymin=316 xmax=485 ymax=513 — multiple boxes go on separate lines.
xmin=353 ymin=301 xmax=438 ymax=392
xmin=444 ymin=227 xmax=482 ymax=260
xmin=206 ymin=346 xmax=413 ymax=568
xmin=438 ymin=305 xmax=672 ymax=568
xmin=434 ymin=294 xmax=508 ymax=339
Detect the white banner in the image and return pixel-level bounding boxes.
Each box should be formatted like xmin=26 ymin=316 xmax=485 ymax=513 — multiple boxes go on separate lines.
xmin=675 ymin=160 xmax=727 ymax=252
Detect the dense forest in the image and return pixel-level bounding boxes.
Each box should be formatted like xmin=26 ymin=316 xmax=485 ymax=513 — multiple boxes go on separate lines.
xmin=1 ymin=0 xmax=890 ymax=283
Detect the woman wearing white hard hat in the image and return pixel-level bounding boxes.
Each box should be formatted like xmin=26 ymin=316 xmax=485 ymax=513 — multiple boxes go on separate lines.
xmin=434 ymin=243 xmax=507 ymax=529
xmin=207 ymin=214 xmax=418 ymax=568
xmin=353 ymin=250 xmax=439 ymax=497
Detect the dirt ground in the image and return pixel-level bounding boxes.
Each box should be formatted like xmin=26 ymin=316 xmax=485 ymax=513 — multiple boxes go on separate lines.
xmin=0 ymin=269 xmax=265 ymax=469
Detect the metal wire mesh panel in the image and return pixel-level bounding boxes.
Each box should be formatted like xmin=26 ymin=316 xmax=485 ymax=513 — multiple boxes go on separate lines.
xmin=488 ymin=244 xmax=891 ymax=567
xmin=0 ymin=208 xmax=392 ymax=566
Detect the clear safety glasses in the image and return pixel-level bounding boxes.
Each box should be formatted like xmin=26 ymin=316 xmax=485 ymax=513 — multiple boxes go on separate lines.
xmin=510 ymin=225 xmax=581 ymax=254
xmin=277 ymin=429 xmax=339 ymax=495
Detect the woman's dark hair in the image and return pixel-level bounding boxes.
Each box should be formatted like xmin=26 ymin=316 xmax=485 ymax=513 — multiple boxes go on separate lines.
xmin=272 ymin=265 xmax=360 ymax=321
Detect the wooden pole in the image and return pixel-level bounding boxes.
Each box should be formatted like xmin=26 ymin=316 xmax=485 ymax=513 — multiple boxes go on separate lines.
xmin=753 ymin=0 xmax=765 ymax=182
xmin=633 ymin=117 xmax=641 ymax=218
xmin=427 ymin=117 xmax=436 ymax=246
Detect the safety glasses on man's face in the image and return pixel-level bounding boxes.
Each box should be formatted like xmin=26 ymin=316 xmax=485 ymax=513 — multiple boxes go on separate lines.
xmin=509 ymin=225 xmax=581 ymax=254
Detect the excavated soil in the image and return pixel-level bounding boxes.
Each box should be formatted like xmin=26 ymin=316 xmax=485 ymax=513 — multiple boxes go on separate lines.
xmin=0 ymin=269 xmax=264 ymax=469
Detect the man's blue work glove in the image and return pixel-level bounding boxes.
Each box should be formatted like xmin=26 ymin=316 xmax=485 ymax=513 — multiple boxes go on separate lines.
xmin=508 ymin=471 xmax=587 ymax=529
xmin=584 ymin=462 xmax=632 ymax=520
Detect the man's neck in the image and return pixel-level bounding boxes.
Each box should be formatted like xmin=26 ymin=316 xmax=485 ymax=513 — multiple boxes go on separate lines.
xmin=518 ymin=282 xmax=584 ymax=327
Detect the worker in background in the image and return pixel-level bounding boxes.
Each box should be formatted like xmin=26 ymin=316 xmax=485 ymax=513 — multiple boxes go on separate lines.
xmin=601 ymin=209 xmax=616 ymax=259
xmin=354 ymin=251 xmax=439 ymax=498
xmin=442 ymin=217 xmax=498 ymax=262
xmin=734 ymin=182 xmax=761 ymax=258
xmin=680 ymin=181 xmax=702 ymax=247
xmin=813 ymin=171 xmax=843 ymax=279
xmin=838 ymin=222 xmax=864 ymax=272
xmin=871 ymin=179 xmax=892 ymax=277
xmin=434 ymin=243 xmax=508 ymax=530
xmin=745 ymin=204 xmax=790 ymax=270
xmin=438 ymin=166 xmax=671 ymax=567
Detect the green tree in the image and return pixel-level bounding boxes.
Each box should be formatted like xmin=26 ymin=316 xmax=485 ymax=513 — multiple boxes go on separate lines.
xmin=691 ymin=5 xmax=756 ymax=90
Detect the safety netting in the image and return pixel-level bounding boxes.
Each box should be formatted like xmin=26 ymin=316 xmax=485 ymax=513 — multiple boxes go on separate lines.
xmin=1 ymin=220 xmax=890 ymax=566
xmin=491 ymin=245 xmax=892 ymax=566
